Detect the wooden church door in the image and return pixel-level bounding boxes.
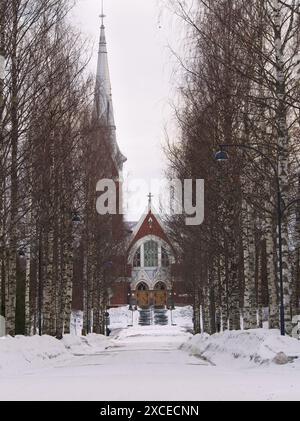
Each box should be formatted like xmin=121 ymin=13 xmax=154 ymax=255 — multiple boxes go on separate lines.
xmin=154 ymin=282 xmax=167 ymax=308
xmin=136 ymin=283 xmax=149 ymax=308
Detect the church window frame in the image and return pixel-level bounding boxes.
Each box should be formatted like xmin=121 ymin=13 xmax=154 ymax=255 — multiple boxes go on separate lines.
xmin=144 ymin=240 xmax=158 ymax=267
xmin=161 ymin=247 xmax=170 ymax=267
xmin=133 ymin=247 xmax=141 ymax=268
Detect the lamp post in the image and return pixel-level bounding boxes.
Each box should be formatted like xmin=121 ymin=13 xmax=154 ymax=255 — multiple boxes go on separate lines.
xmin=215 ymin=144 xmax=299 ymax=336
xmin=38 ymin=239 xmax=42 ymax=336
xmin=168 ymin=290 xmax=175 ymax=326
xmin=103 ymin=260 xmax=113 ymax=336
xmin=128 ymin=303 xmax=134 ymax=327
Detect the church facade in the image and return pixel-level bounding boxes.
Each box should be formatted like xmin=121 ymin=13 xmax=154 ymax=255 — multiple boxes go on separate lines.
xmin=109 ymin=201 xmax=192 ymax=310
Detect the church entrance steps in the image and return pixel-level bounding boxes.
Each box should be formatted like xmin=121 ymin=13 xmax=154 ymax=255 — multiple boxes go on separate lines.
xmin=138 ymin=309 xmax=152 ymax=326
xmin=154 ymin=309 xmax=169 ymax=326
xmin=138 ymin=307 xmax=169 ymax=326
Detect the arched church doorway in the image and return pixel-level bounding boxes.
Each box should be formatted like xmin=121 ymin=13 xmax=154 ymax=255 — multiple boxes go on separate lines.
xmin=136 ymin=282 xmax=149 ymax=308
xmin=154 ymin=282 xmax=167 ymax=308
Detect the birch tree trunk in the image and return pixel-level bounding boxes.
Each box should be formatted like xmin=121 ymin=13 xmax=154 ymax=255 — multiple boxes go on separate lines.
xmin=256 ymin=234 xmax=263 ymax=328
xmin=93 ymin=273 xmax=100 ymax=334
xmin=193 ymin=284 xmax=201 ymax=334
xmin=293 ymin=173 xmax=300 ymax=316
xmin=63 ymin=229 xmax=74 ymax=336
xmin=273 ymin=0 xmax=292 ymax=333
xmin=216 ymin=255 xmax=223 ymax=332
xmin=0 ymin=0 xmax=5 ymax=320
xmin=24 ymin=246 xmax=31 ymax=335
xmin=222 ymin=247 xmax=229 ymax=331
xmin=6 ymin=2 xmax=19 ymax=336
xmin=265 ymin=202 xmax=279 ymax=328
xmin=43 ymin=231 xmax=54 ymax=335
xmin=242 ymin=201 xmax=257 ymax=329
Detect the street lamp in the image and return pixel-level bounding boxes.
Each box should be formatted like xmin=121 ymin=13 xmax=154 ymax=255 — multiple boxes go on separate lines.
xmin=72 ymin=213 xmax=81 ymax=224
xmin=215 ymin=149 xmax=229 ymax=162
xmin=18 ymin=249 xmax=26 ymax=257
xmin=215 ymin=144 xmax=300 ymax=336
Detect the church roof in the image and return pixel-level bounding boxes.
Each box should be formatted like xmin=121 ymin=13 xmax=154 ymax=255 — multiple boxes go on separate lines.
xmin=94 ymin=7 xmax=127 ymax=171
xmin=127 ymin=201 xmax=174 ymax=254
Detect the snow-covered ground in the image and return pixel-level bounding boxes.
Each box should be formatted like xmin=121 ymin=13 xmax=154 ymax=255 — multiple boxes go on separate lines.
xmin=1 ymin=308 xmax=300 ymax=401
xmin=182 ymin=329 xmax=300 ymax=368
xmin=0 ymin=334 xmax=110 ymax=376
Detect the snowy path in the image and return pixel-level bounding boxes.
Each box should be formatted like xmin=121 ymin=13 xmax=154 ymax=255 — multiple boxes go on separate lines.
xmin=0 ymin=326 xmax=300 ymax=401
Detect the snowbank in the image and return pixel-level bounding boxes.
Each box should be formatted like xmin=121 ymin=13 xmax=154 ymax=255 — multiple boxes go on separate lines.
xmin=62 ymin=334 xmax=110 ymax=355
xmin=0 ymin=333 xmax=110 ymax=376
xmin=0 ymin=335 xmax=69 ymax=375
xmin=182 ymin=329 xmax=300 ymax=368
xmin=172 ymin=306 xmax=193 ymax=329
xmin=108 ymin=307 xmax=131 ymax=329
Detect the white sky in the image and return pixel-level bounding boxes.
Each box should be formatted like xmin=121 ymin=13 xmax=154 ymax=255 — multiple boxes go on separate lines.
xmin=72 ymin=0 xmax=181 ymax=220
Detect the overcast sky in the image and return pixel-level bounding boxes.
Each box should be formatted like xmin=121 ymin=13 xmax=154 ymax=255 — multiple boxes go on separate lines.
xmin=72 ymin=0 xmax=181 ymax=219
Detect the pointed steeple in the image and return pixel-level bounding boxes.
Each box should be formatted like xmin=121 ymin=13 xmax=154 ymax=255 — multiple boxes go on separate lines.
xmin=95 ymin=2 xmax=114 ymax=127
xmin=95 ymin=1 xmax=126 ymax=170
xmin=148 ymin=193 xmax=154 ymax=212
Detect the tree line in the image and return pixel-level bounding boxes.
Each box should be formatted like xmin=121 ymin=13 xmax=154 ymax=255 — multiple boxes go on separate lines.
xmin=0 ymin=0 xmax=125 ymax=338
xmin=166 ymin=0 xmax=300 ymax=335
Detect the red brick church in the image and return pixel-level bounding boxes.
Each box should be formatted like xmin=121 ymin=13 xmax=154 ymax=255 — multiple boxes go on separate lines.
xmin=109 ymin=197 xmax=191 ymax=310
xmin=91 ymin=11 xmax=191 ymax=312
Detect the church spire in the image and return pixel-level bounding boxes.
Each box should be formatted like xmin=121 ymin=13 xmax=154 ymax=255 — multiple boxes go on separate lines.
xmin=95 ymin=0 xmax=114 ymax=126
xmin=100 ymin=0 xmax=105 ymax=27
xmin=94 ymin=1 xmax=127 ymax=170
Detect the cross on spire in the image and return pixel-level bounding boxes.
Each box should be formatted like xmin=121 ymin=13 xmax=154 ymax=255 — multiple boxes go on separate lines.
xmin=148 ymin=193 xmax=154 ymax=210
xmin=100 ymin=0 xmax=106 ymax=27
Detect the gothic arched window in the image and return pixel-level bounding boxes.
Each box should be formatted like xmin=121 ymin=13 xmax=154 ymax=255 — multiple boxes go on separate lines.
xmin=133 ymin=247 xmax=141 ymax=267
xmin=144 ymin=240 xmax=158 ymax=267
xmin=154 ymin=282 xmax=166 ymax=291
xmin=161 ymin=247 xmax=169 ymax=267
